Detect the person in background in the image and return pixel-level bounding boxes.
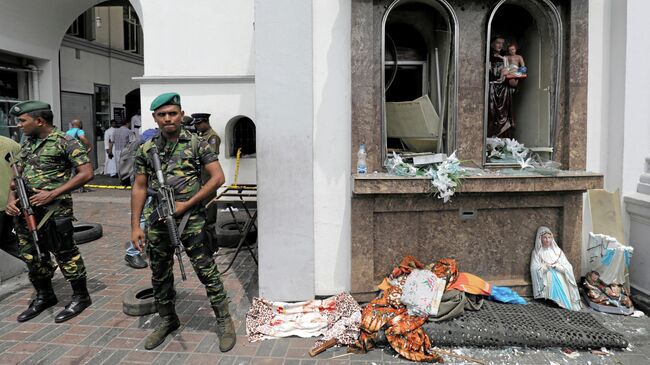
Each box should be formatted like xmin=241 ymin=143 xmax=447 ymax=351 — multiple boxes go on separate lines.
xmin=104 ymin=119 xmax=118 ymax=177
xmin=192 ymin=113 xmax=221 ymax=155
xmin=130 ymin=109 xmax=141 ymax=137
xmin=0 ymin=135 xmax=21 ymax=259
xmin=66 ymin=119 xmax=92 ymax=152
xmin=124 ymin=127 xmax=158 ymax=269
xmin=112 ymin=120 xmax=136 ymax=173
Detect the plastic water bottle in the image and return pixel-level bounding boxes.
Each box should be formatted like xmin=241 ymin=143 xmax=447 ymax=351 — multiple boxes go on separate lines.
xmin=357 ymin=143 xmax=367 ymax=174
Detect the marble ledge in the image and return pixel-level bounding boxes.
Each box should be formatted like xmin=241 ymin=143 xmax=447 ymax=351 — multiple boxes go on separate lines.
xmin=352 ymin=171 xmax=604 ymax=195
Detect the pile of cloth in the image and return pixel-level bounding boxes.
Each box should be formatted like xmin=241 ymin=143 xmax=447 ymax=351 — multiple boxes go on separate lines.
xmin=246 ymin=292 xmax=362 ymax=354
xmin=352 ymin=256 xmax=496 ymax=362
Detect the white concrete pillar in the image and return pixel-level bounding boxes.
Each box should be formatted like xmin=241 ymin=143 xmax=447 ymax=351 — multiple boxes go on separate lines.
xmin=255 ymin=0 xmax=315 ymax=300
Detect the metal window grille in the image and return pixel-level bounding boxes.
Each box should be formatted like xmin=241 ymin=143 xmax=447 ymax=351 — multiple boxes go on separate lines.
xmin=232 ymin=118 xmax=256 ymax=156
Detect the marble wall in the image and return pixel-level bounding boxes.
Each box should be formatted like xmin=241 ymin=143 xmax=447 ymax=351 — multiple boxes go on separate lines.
xmin=351 ymin=0 xmax=589 ymax=170
xmin=350 ymin=0 xmax=595 ymax=296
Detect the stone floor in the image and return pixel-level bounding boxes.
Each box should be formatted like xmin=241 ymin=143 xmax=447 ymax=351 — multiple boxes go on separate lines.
xmin=0 ymin=188 xmax=649 ymax=364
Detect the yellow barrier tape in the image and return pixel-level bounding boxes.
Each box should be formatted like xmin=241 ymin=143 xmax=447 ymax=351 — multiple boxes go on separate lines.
xmin=84 ymin=184 xmax=131 ymax=190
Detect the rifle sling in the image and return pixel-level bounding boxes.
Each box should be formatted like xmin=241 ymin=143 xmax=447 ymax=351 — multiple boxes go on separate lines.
xmin=177 ymin=210 xmax=191 ymax=237
xmin=36 ymin=201 xmax=62 ymax=230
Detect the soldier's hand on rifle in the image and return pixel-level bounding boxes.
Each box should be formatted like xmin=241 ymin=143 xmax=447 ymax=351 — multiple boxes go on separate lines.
xmin=5 ymin=197 xmax=20 ymax=216
xmin=29 ymin=189 xmax=57 ymax=206
xmin=175 ymin=201 xmax=191 ymax=216
xmin=131 ymin=227 xmax=146 ymax=252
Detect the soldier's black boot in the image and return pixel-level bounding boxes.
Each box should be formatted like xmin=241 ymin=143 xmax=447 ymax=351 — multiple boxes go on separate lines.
xmin=145 ymin=304 xmax=180 ymax=350
xmin=17 ymin=279 xmax=58 ymax=322
xmin=54 ymin=278 xmax=92 ymax=323
xmin=213 ymin=301 xmax=236 ymax=352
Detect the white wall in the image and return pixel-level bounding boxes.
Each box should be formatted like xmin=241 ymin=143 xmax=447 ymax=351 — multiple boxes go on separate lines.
xmin=142 ymin=0 xmax=254 ymax=77
xmin=255 ymin=0 xmax=315 ymax=301
xmin=588 ymin=0 xmax=650 ymax=248
xmin=313 ymin=0 xmax=352 ymax=295
xmin=621 ymin=0 xmax=650 ymax=198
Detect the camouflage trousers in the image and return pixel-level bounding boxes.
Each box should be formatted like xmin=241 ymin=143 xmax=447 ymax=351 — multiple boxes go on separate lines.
xmin=15 ymin=202 xmax=87 ymax=282
xmin=146 ymin=214 xmax=227 ymax=308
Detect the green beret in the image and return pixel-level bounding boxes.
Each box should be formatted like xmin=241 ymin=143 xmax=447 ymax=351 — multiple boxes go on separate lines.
xmin=150 ymin=92 xmax=181 ymax=111
xmin=9 ymin=100 xmax=51 ymax=116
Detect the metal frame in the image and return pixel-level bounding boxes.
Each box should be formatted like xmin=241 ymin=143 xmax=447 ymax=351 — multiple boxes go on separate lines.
xmin=482 ymin=0 xmax=563 ymax=166
xmin=381 ymin=0 xmax=459 ymax=164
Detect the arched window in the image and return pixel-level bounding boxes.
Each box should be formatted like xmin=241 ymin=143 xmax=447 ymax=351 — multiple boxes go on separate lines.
xmin=226 ymin=116 xmax=256 ymax=158
xmin=484 ymin=0 xmax=562 ymax=164
xmin=382 ymin=0 xmax=458 ymax=160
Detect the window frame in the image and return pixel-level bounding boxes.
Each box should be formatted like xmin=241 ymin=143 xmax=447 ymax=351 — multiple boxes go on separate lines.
xmin=380 ymin=0 xmax=459 ymax=163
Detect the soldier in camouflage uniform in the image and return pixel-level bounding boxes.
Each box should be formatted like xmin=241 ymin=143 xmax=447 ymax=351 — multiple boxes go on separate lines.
xmin=5 ymin=100 xmax=94 ymax=323
xmin=130 ymin=93 xmax=235 ymax=351
xmin=191 ymin=113 xmax=221 ymax=155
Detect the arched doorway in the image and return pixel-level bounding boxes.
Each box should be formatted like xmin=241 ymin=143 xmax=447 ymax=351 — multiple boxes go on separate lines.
xmin=58 ymin=1 xmax=144 ymax=170
xmin=484 ymin=0 xmax=562 ymax=164
xmin=381 ymin=0 xmax=458 ymax=159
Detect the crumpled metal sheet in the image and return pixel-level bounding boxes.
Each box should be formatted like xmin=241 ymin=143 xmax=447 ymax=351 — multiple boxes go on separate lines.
xmin=423 ymin=301 xmax=629 ymax=349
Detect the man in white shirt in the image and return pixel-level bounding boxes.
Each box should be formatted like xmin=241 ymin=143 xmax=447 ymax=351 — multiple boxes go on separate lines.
xmin=104 ymin=119 xmax=118 ymax=177
xmin=130 ymin=109 xmax=141 ymax=137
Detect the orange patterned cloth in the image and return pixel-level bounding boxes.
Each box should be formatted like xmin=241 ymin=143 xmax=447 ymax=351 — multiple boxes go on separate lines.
xmin=447 ymin=272 xmax=492 ymax=296
xmin=356 ymin=292 xmax=443 ymax=363
xmin=431 ymin=258 xmax=459 ymax=287
xmin=356 ymin=256 xmax=444 ymax=363
xmin=391 ymin=255 xmax=425 ymax=278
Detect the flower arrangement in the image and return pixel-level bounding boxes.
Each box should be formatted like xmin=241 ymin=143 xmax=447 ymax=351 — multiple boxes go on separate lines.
xmin=486 ymin=137 xmax=530 ymax=164
xmin=486 ymin=137 xmax=562 ymax=174
xmin=385 ymin=151 xmax=464 ymax=203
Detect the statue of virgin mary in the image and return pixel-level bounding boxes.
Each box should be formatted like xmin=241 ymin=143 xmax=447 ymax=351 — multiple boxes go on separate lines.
xmin=530 ymin=226 xmax=582 ymax=311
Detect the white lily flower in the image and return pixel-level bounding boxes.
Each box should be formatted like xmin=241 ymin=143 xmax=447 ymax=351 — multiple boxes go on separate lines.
xmin=517 ymin=156 xmax=534 ymax=169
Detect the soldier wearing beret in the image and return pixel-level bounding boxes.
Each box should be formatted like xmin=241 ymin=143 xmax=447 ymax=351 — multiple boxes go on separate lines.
xmin=5 ymin=100 xmax=94 ymax=323
xmin=130 ymin=93 xmax=236 ymax=351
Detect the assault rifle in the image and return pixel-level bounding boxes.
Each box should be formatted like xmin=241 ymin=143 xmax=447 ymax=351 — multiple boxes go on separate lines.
xmin=148 ymin=145 xmax=187 ymax=281
xmin=5 ymin=151 xmax=44 ymax=262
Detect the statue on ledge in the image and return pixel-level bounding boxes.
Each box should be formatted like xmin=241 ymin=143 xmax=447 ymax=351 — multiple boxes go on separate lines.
xmin=487 ymin=36 xmax=520 ymax=138
xmin=530 ymin=226 xmax=582 ymax=311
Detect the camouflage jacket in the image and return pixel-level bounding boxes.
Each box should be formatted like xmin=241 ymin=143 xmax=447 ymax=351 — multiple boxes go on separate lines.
xmin=135 ymin=128 xmax=218 ymax=219
xmin=17 ymin=128 xmax=90 ymax=213
xmin=198 ymin=128 xmax=221 ymax=155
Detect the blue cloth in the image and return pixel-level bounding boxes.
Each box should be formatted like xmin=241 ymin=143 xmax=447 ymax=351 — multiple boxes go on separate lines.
xmin=489 ymin=286 xmax=527 ymax=305
xmin=66 ymin=128 xmax=84 ymax=138
xmin=140 ymin=128 xmax=158 ymax=142
xmin=548 ymin=269 xmax=572 ymax=310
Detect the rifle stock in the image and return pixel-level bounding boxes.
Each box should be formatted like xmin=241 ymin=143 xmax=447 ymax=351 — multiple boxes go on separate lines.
xmin=5 ymin=151 xmax=43 ymax=261
xmin=148 ymin=145 xmax=187 ymax=281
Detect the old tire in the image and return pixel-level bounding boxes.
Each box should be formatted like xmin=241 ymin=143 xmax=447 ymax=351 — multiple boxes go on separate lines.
xmin=214 ymin=220 xmax=257 ymax=249
xmin=73 ymin=223 xmax=103 ymax=244
xmin=123 ymin=286 xmax=156 ymax=316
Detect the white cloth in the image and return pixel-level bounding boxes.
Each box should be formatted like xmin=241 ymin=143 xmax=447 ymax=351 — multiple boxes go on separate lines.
xmin=530 ymin=226 xmax=582 ymax=311
xmin=103 ymin=127 xmax=117 ymax=176
xmin=588 ymin=233 xmax=633 ymax=285
xmin=131 ymin=114 xmax=141 ymax=137
xmin=400 ymin=269 xmax=446 ymax=316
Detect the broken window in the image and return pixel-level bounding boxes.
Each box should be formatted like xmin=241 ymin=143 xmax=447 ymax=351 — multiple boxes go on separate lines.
xmin=382 ymin=0 xmax=457 ymax=161
xmin=484 ymin=0 xmax=561 ymax=164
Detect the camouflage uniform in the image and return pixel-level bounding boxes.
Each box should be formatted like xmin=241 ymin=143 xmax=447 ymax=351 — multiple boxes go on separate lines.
xmin=15 ymin=128 xmax=89 ymax=282
xmin=135 ymin=128 xmax=226 ymax=307
xmin=198 ymin=127 xmax=220 ymax=155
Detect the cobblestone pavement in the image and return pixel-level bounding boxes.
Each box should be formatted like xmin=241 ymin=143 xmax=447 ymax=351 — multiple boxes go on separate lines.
xmin=0 ymin=189 xmax=649 ymax=364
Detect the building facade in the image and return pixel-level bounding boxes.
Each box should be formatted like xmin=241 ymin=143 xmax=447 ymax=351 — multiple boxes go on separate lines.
xmin=1 ymin=0 xmax=649 ymax=301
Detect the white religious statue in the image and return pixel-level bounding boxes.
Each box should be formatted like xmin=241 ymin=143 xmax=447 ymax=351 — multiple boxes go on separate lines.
xmin=530 ymin=226 xmax=582 ymax=311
